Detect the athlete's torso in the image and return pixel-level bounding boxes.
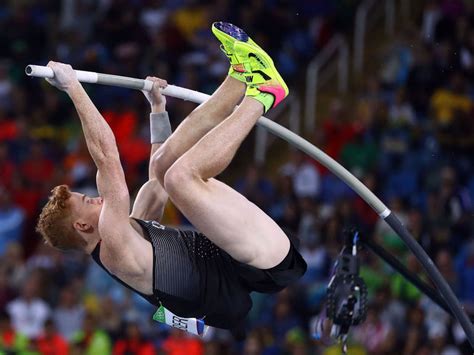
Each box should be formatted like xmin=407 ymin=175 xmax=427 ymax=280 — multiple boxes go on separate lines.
xmin=91 ymin=218 xmax=254 ymax=328
xmin=92 ymin=219 xmax=205 ymax=316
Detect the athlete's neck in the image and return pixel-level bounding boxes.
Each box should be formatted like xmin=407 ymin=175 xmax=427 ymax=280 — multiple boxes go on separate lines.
xmin=85 ymin=239 xmax=100 ymax=255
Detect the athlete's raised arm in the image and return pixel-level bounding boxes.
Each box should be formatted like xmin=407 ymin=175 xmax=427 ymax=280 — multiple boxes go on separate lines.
xmin=130 ymin=77 xmax=170 ymax=221
xmin=46 ymin=61 xmax=129 ymax=222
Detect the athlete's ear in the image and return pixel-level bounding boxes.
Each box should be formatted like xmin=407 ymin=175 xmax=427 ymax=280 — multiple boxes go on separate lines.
xmin=73 ymin=221 xmax=93 ymax=233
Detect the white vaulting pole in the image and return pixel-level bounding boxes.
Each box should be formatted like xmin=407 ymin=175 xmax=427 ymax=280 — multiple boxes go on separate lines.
xmin=25 ymin=65 xmax=209 ymax=102
xmin=25 ymin=65 xmax=474 ymax=348
xmin=25 ymin=65 xmax=387 ymax=213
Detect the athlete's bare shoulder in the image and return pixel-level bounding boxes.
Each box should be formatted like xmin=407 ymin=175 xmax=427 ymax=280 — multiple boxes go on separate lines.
xmin=95 ymin=216 xmax=154 ymax=294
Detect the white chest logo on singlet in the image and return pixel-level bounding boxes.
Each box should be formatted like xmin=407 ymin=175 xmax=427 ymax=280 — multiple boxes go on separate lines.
xmin=151 ymin=221 xmax=166 ymax=230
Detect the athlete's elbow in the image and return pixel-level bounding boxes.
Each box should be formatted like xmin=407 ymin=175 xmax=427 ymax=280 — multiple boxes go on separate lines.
xmin=90 ymin=137 xmax=119 ymax=162
xmin=94 ymin=147 xmax=120 ymax=168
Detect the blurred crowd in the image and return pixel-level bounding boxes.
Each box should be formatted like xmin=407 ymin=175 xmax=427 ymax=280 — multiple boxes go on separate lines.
xmin=1 ymin=0 xmax=474 ymax=354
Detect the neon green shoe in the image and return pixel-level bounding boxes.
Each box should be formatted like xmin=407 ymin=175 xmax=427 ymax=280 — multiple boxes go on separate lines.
xmin=233 ymin=40 xmax=289 ymax=113
xmin=212 ymin=22 xmax=260 ymax=82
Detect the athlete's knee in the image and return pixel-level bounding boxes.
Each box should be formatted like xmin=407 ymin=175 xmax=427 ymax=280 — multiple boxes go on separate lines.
xmin=151 ymin=146 xmax=172 ymax=185
xmin=163 ymin=162 xmax=200 ymax=196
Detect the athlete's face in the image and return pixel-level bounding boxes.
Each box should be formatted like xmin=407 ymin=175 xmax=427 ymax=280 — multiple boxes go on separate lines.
xmin=69 ymin=192 xmax=103 ymax=233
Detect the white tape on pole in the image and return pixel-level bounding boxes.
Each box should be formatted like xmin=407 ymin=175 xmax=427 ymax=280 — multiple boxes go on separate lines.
xmin=26 ymin=65 xmax=99 ymax=83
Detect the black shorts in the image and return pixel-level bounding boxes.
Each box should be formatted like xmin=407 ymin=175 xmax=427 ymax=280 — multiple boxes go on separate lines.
xmin=232 ymin=242 xmax=307 ymax=293
xmin=199 ymin=239 xmax=307 ymax=329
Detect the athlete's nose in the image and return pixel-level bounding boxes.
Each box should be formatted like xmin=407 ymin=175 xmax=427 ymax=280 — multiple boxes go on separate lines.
xmin=91 ymin=197 xmax=103 ymax=205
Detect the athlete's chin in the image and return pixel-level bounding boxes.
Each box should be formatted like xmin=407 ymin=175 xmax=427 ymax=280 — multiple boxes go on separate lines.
xmin=93 ymin=206 xmax=103 ymax=224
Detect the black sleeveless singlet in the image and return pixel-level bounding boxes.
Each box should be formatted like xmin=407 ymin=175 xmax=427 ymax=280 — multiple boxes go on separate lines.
xmin=91 ymin=219 xmax=254 ymax=329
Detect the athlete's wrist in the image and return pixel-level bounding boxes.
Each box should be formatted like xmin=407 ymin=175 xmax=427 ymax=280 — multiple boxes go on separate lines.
xmin=151 ymin=103 xmax=166 ymax=113
xmin=150 ymin=112 xmax=171 ymax=143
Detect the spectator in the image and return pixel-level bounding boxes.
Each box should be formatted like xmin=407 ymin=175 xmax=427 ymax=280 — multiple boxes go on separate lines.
xmin=0 ymin=310 xmax=30 ymax=354
xmin=455 ymin=241 xmax=474 ymax=304
xmin=1 ymin=242 xmax=27 ymax=292
xmin=11 ymin=175 xmax=43 ymax=221
xmin=297 ymin=197 xmax=320 ymax=247
xmin=352 ymin=304 xmax=394 ymax=354
xmin=340 ymin=130 xmax=378 ymax=178
xmin=438 ymin=166 xmax=471 ymax=227
xmin=299 ymin=212 xmax=329 ymax=284
xmin=391 ymin=254 xmax=422 ymax=303
xmin=0 ymin=109 xmax=19 ymax=142
xmin=0 ymin=143 xmax=15 ymax=188
xmin=6 ymin=273 xmax=51 ymax=339
xmin=20 ymin=141 xmax=55 ymax=189
xmin=459 ymin=25 xmax=474 ymax=77
xmin=430 ymin=72 xmax=472 ymax=147
xmin=71 ymin=312 xmax=112 ymax=355
xmin=0 ymin=62 xmax=12 ymax=110
xmin=234 ymin=164 xmax=274 ymax=212
xmin=140 ymin=0 xmax=170 ymax=37
xmin=99 ymin=296 xmax=122 ymax=340
xmin=435 ymin=249 xmax=459 ymax=294
xmin=0 ymin=186 xmax=25 ymax=256
xmin=0 ymin=266 xmax=15 ymax=311
xmin=269 ymin=173 xmax=299 ymax=233
xmin=406 ymin=45 xmax=437 ymax=115
xmin=402 ymin=305 xmax=429 ymax=355
xmin=359 ymin=254 xmax=387 ymax=299
xmin=284 ymin=327 xmax=308 ymax=355
xmin=320 ymin=99 xmax=360 ymax=161
xmin=388 ymin=88 xmax=416 ymax=126
xmin=269 ymin=290 xmax=303 ymax=346
xmin=242 ymin=329 xmax=264 ymax=355
xmin=406 ymin=208 xmax=431 ymax=252
xmin=280 ymin=150 xmax=321 ymax=199
xmin=379 ymin=31 xmax=414 ymax=87
xmin=53 ymin=286 xmax=85 ymax=341
xmin=373 ymin=284 xmax=406 ymax=337
xmin=36 ymin=318 xmax=69 ymax=355
xmin=421 ymin=0 xmax=441 ymax=43
xmin=430 ymin=324 xmax=462 ymax=355
xmin=161 ymin=328 xmax=203 ymax=355
xmin=63 ymin=139 xmax=95 ymax=188
xmin=419 ymin=296 xmax=450 ymax=347
xmin=113 ymin=320 xmax=155 ymax=355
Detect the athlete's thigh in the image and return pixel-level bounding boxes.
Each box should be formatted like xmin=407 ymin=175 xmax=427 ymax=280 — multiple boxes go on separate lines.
xmin=172 ymin=178 xmax=290 ymax=269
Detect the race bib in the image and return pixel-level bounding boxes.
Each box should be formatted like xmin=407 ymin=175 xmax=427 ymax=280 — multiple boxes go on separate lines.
xmin=153 ymin=305 xmax=209 ymax=336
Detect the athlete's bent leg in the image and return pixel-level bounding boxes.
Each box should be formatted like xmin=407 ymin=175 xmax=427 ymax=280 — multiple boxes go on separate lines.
xmin=165 ymin=172 xmax=290 ymax=269
xmin=164 ymin=39 xmax=290 ymax=268
xmin=164 ymin=98 xmax=289 ymax=269
xmin=152 ymin=23 xmax=257 ymax=186
xmin=151 ymin=77 xmax=245 ymax=185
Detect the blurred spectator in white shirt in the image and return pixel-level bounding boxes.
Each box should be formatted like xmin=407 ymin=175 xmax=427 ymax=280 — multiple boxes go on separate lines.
xmin=0 ymin=187 xmax=25 ymax=256
xmin=53 ymin=286 xmax=85 ymax=341
xmin=281 ymin=150 xmax=320 ymax=199
xmin=6 ymin=274 xmax=51 ymax=339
